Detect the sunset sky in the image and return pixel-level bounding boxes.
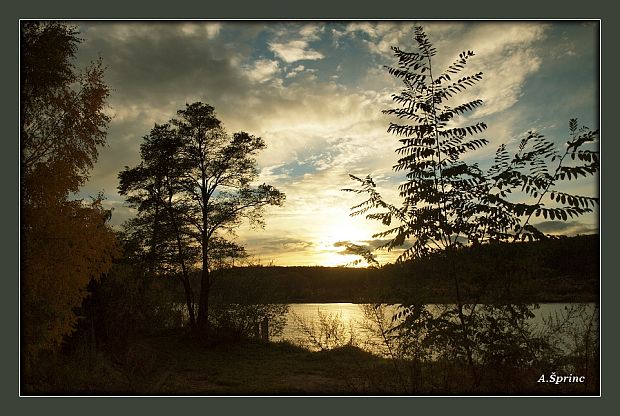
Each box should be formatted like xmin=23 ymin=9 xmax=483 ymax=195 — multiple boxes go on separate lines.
xmin=73 ymin=20 xmax=599 ymax=267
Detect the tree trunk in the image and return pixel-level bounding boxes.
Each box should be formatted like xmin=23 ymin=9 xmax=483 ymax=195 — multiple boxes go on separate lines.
xmin=180 ymin=276 xmax=196 ymax=329
xmin=167 ymin=194 xmax=196 ymax=330
xmin=197 ymin=182 xmax=210 ymax=338
xmin=197 ymin=215 xmax=210 ymax=337
xmin=196 ymin=265 xmax=210 ymax=336
xmin=148 ymin=198 xmax=160 ymax=278
xmin=449 ymin=250 xmax=480 ymax=388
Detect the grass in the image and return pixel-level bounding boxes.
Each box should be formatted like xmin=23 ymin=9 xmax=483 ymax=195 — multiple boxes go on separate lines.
xmin=142 ymin=331 xmax=399 ymax=395
xmin=23 ymin=327 xmax=599 ymax=396
xmin=23 ymin=329 xmax=401 ymax=395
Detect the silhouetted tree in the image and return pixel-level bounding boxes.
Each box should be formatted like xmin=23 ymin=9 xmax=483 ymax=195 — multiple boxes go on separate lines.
xmin=174 ymin=102 xmax=285 ymax=336
xmin=119 ymin=123 xmax=200 ymax=328
xmin=120 ymin=102 xmax=285 ymax=338
xmin=347 ymin=27 xmax=598 ymax=259
xmin=345 ymin=26 xmax=599 ymax=389
xmin=21 ymin=22 xmax=118 ymax=365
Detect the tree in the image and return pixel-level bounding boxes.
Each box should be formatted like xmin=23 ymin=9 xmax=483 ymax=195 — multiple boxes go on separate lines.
xmin=119 ymin=123 xmax=200 ymax=328
xmin=345 ymin=26 xmax=599 ymax=389
xmin=347 ymin=27 xmax=598 ymax=259
xmin=175 ymin=102 xmax=285 ymax=336
xmin=21 ymin=22 xmax=110 ymax=198
xmin=120 ymin=102 xmax=285 ymax=337
xmin=21 ymin=22 xmax=118 ymax=365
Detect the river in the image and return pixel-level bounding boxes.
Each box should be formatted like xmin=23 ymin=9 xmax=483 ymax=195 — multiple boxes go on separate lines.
xmin=176 ymin=301 xmax=598 ymax=357
xmin=273 ymin=302 xmax=598 ymax=356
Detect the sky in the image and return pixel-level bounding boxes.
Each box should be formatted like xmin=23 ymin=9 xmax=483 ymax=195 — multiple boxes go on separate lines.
xmin=72 ymin=20 xmax=600 ymax=267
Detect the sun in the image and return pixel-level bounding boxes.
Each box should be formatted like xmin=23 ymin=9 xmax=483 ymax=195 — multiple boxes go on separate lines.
xmin=313 ymin=214 xmax=375 ymax=267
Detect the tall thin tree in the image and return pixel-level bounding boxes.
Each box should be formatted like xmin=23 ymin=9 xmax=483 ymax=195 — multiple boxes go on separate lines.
xmin=173 ymin=102 xmax=285 ymax=336
xmin=345 ymin=26 xmax=599 ymax=388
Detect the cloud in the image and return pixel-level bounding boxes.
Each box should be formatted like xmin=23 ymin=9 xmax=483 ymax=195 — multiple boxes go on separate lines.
xmin=286 ymin=64 xmax=305 ymax=78
xmin=268 ymin=40 xmax=324 ymax=63
xmin=534 ymin=221 xmax=598 ymax=236
xmin=333 ymin=240 xmax=403 ymax=266
xmin=205 ymin=22 xmax=223 ymax=39
xmin=343 ymin=22 xmax=380 ymax=38
xmin=298 ymin=24 xmax=324 ymax=41
xmin=473 ymin=48 xmax=543 ymax=117
xmin=67 ymin=21 xmax=598 ymax=266
xmin=178 ymin=22 xmax=222 ymax=39
xmin=245 ymin=59 xmax=280 ymax=83
xmin=244 ymin=236 xmax=315 ymax=252
xmin=342 ymin=22 xmax=548 ymax=118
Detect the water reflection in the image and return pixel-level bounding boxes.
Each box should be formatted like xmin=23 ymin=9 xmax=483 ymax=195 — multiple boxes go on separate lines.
xmin=172 ymin=301 xmax=598 ymax=393
xmin=278 ymin=303 xmax=598 ymax=356
xmin=279 ymin=302 xmax=599 ymax=393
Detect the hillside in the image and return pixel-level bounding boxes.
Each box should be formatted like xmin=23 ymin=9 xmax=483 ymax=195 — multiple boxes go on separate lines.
xmin=207 ymin=234 xmax=599 ymax=304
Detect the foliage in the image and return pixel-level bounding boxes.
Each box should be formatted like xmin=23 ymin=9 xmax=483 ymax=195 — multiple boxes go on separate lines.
xmin=21 ymin=22 xmax=118 ymax=366
xmin=22 ymin=197 xmax=118 ymax=364
xmin=83 ymin=254 xmax=182 ymax=354
xmin=345 ymin=26 xmax=599 ymax=391
xmin=210 ymin=303 xmax=289 ymax=342
xmin=186 ymin=237 xmax=598 ymax=305
xmin=215 ymin=265 xmax=379 ymax=303
xmin=208 ymin=264 xmax=289 ymax=341
xmin=291 ymin=310 xmax=356 ymax=351
xmin=119 ymin=123 xmax=201 ymax=327
xmin=538 ymin=304 xmax=599 ymax=389
xmin=395 ymin=305 xmax=545 ymax=366
xmin=357 ymin=302 xmax=597 ymax=394
xmin=118 ymin=124 xmax=194 ymax=274
xmin=171 ymin=102 xmax=284 ymax=264
xmin=22 ymin=22 xmax=110 ymax=198
xmin=345 ymin=27 xmax=599 ymax=261
xmin=119 ymin=102 xmax=285 ymax=336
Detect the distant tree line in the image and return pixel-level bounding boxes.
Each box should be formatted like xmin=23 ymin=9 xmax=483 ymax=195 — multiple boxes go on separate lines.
xmin=203 ymin=234 xmax=598 ymax=304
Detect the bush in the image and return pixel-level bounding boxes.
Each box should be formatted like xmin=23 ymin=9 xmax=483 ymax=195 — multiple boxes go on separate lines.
xmin=291 ymin=309 xmax=356 ymax=351
xmin=82 ymin=262 xmax=181 ymax=354
xmin=208 ymin=266 xmax=289 ymax=342
xmin=210 ymin=302 xmax=288 ymax=342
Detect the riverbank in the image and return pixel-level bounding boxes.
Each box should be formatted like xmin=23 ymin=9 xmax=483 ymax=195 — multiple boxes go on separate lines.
xmin=24 ymin=329 xmax=398 ymax=395
xmin=24 ymin=328 xmax=598 ymax=396
xmin=23 ymin=235 xmax=599 ymax=395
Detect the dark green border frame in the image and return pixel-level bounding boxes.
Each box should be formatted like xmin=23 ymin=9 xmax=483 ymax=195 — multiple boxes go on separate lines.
xmin=5 ymin=0 xmax=614 ymax=414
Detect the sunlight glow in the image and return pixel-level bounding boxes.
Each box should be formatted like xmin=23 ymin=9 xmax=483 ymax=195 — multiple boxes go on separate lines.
xmin=312 ymin=213 xmax=376 ymax=267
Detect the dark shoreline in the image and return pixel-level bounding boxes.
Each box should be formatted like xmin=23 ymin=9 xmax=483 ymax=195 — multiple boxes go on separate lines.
xmin=204 ymin=234 xmax=599 ymax=305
